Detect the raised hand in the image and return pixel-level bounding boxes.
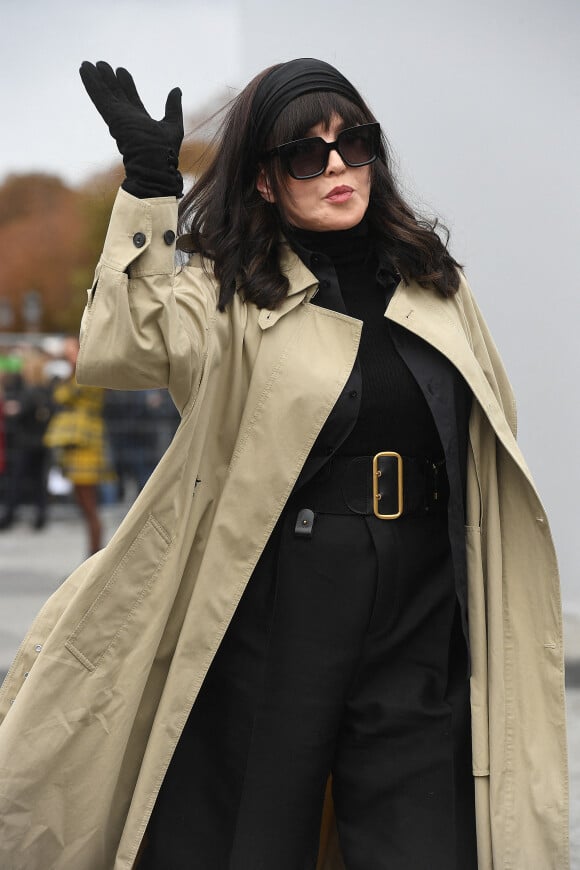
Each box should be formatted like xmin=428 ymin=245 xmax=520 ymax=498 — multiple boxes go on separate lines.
xmin=79 ymin=61 xmax=184 ymax=198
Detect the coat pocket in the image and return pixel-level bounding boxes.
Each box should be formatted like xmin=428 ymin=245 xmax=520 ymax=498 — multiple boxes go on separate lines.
xmin=65 ymin=514 xmax=171 ymax=671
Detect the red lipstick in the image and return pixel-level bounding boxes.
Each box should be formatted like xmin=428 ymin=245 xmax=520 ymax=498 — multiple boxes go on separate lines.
xmin=325 ymin=186 xmax=353 ymax=202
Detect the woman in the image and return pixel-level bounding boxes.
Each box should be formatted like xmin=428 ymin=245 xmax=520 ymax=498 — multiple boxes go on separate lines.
xmin=43 ymin=337 xmax=107 ymax=554
xmin=0 ymin=59 xmax=568 ymax=869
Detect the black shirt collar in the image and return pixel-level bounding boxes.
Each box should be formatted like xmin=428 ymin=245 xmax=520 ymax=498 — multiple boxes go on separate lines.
xmin=285 ymin=219 xmax=398 ymax=290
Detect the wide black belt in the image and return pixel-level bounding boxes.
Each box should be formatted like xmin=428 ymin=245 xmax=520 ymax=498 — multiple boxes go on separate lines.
xmin=291 ymin=452 xmax=448 ymax=534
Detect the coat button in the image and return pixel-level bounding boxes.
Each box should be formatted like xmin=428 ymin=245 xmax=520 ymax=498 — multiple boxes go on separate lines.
xmin=163 ymin=230 xmax=176 ymax=245
xmin=133 ymin=232 xmax=146 ymax=248
xmin=349 ymin=390 xmax=358 ymax=398
xmin=34 ymin=644 xmax=42 ymax=653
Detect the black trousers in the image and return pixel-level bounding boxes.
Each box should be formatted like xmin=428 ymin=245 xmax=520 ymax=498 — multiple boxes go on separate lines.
xmin=141 ymin=504 xmax=477 ymax=870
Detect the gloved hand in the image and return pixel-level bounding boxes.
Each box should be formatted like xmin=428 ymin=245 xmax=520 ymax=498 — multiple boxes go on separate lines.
xmin=79 ymin=61 xmax=184 ymax=198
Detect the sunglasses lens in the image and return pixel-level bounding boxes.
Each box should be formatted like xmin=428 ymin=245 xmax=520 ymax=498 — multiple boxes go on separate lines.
xmin=339 ymin=126 xmax=378 ymax=166
xmin=275 ymin=124 xmax=380 ymax=179
xmin=285 ymin=138 xmax=327 ymax=179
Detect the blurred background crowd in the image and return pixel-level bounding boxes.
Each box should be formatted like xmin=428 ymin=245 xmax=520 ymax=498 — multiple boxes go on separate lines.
xmin=0 ymin=72 xmax=213 ymax=557
xmin=0 ymin=335 xmax=179 ymax=554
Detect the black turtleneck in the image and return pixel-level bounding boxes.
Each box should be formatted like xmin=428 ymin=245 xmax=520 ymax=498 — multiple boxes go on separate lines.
xmin=288 ymin=223 xmax=443 ymax=459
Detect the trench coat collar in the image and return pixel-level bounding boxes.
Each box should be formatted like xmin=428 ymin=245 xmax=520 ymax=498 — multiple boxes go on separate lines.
xmin=279 ymin=241 xmax=319 ymax=297
xmin=258 ymin=243 xmax=319 ymax=329
xmin=178 ymin=241 xmax=319 ymax=331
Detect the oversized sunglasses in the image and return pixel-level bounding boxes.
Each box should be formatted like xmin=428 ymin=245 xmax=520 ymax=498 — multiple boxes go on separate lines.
xmin=265 ymin=122 xmax=381 ymax=180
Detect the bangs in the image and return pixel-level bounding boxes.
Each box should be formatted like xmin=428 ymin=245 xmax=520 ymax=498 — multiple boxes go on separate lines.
xmin=266 ymin=92 xmax=374 ymax=149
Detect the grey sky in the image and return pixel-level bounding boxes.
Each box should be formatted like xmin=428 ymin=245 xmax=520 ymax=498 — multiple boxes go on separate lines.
xmin=1 ymin=0 xmax=578 ymax=609
xmin=0 ymin=0 xmax=240 ymax=183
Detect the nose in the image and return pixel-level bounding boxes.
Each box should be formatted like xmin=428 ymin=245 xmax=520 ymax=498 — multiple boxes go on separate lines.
xmin=325 ymin=144 xmax=346 ymax=175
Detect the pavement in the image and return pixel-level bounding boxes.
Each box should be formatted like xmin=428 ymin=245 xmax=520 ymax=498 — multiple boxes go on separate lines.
xmin=0 ymin=500 xmax=579 ymax=866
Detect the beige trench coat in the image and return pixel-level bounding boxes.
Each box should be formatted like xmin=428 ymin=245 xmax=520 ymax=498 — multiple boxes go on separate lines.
xmin=0 ymin=190 xmax=568 ymax=869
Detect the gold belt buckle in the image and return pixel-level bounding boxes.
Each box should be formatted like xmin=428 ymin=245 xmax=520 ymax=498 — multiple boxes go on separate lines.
xmin=372 ymin=451 xmax=403 ymax=519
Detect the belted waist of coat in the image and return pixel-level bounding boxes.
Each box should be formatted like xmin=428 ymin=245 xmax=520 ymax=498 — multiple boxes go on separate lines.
xmin=290 ymin=453 xmax=449 ymax=527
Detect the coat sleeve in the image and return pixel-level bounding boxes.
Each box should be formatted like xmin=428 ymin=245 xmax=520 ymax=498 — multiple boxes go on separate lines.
xmin=76 ymin=188 xmax=217 ymax=414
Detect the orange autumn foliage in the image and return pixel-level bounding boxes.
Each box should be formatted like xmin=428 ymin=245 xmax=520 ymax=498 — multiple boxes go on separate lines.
xmin=0 ymin=174 xmax=88 ymax=332
xmin=0 ymin=135 xmax=215 ymax=335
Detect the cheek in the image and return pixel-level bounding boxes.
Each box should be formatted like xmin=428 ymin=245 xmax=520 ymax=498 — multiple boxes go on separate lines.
xmin=275 ymin=180 xmax=315 ymax=223
xmin=361 ymin=167 xmax=372 ymax=197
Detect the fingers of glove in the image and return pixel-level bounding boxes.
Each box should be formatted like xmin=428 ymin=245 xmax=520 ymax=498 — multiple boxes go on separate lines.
xmin=163 ymin=87 xmax=184 ymax=133
xmin=94 ymin=60 xmax=129 ymax=102
xmin=79 ymin=61 xmax=118 ymax=117
xmin=116 ymin=67 xmax=150 ymax=116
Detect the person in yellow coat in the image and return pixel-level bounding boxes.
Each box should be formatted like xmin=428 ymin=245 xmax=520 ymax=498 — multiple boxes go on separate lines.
xmin=44 ymin=337 xmax=108 ymax=554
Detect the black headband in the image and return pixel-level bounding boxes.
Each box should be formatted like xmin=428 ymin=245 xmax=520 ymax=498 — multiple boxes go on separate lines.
xmin=251 ymin=58 xmax=365 ymax=150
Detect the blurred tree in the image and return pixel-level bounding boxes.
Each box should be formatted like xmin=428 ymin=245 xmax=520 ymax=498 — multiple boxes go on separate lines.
xmin=0 ymin=173 xmax=72 ymax=224
xmin=0 ymin=132 xmax=216 ymax=335
xmin=0 ymin=174 xmax=86 ymax=333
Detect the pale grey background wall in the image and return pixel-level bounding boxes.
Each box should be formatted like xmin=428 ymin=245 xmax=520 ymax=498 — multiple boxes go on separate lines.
xmin=239 ymin=0 xmax=580 ymax=611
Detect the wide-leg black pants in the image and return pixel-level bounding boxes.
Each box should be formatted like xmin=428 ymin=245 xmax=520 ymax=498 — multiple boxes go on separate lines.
xmin=141 ymin=502 xmax=477 ymax=869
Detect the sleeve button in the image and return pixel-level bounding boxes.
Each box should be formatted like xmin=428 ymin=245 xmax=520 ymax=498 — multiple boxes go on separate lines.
xmin=163 ymin=230 xmax=176 ymax=245
xmin=133 ymin=232 xmax=147 ymax=248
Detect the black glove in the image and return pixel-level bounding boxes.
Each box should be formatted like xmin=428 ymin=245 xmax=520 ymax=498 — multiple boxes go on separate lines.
xmin=79 ymin=61 xmax=184 ymax=198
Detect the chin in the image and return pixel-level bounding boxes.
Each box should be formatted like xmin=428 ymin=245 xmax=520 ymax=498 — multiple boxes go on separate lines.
xmin=321 ymin=210 xmax=367 ymax=232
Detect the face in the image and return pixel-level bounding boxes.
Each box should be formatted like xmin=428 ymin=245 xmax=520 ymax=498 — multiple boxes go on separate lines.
xmin=257 ymin=115 xmax=372 ymax=232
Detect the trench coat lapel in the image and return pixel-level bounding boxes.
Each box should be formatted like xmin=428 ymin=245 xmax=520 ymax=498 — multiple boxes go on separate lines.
xmin=385 ymin=279 xmax=532 ymax=484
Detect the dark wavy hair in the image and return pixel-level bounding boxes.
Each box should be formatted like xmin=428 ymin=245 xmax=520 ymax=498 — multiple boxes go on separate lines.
xmin=179 ymin=65 xmax=461 ymax=310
